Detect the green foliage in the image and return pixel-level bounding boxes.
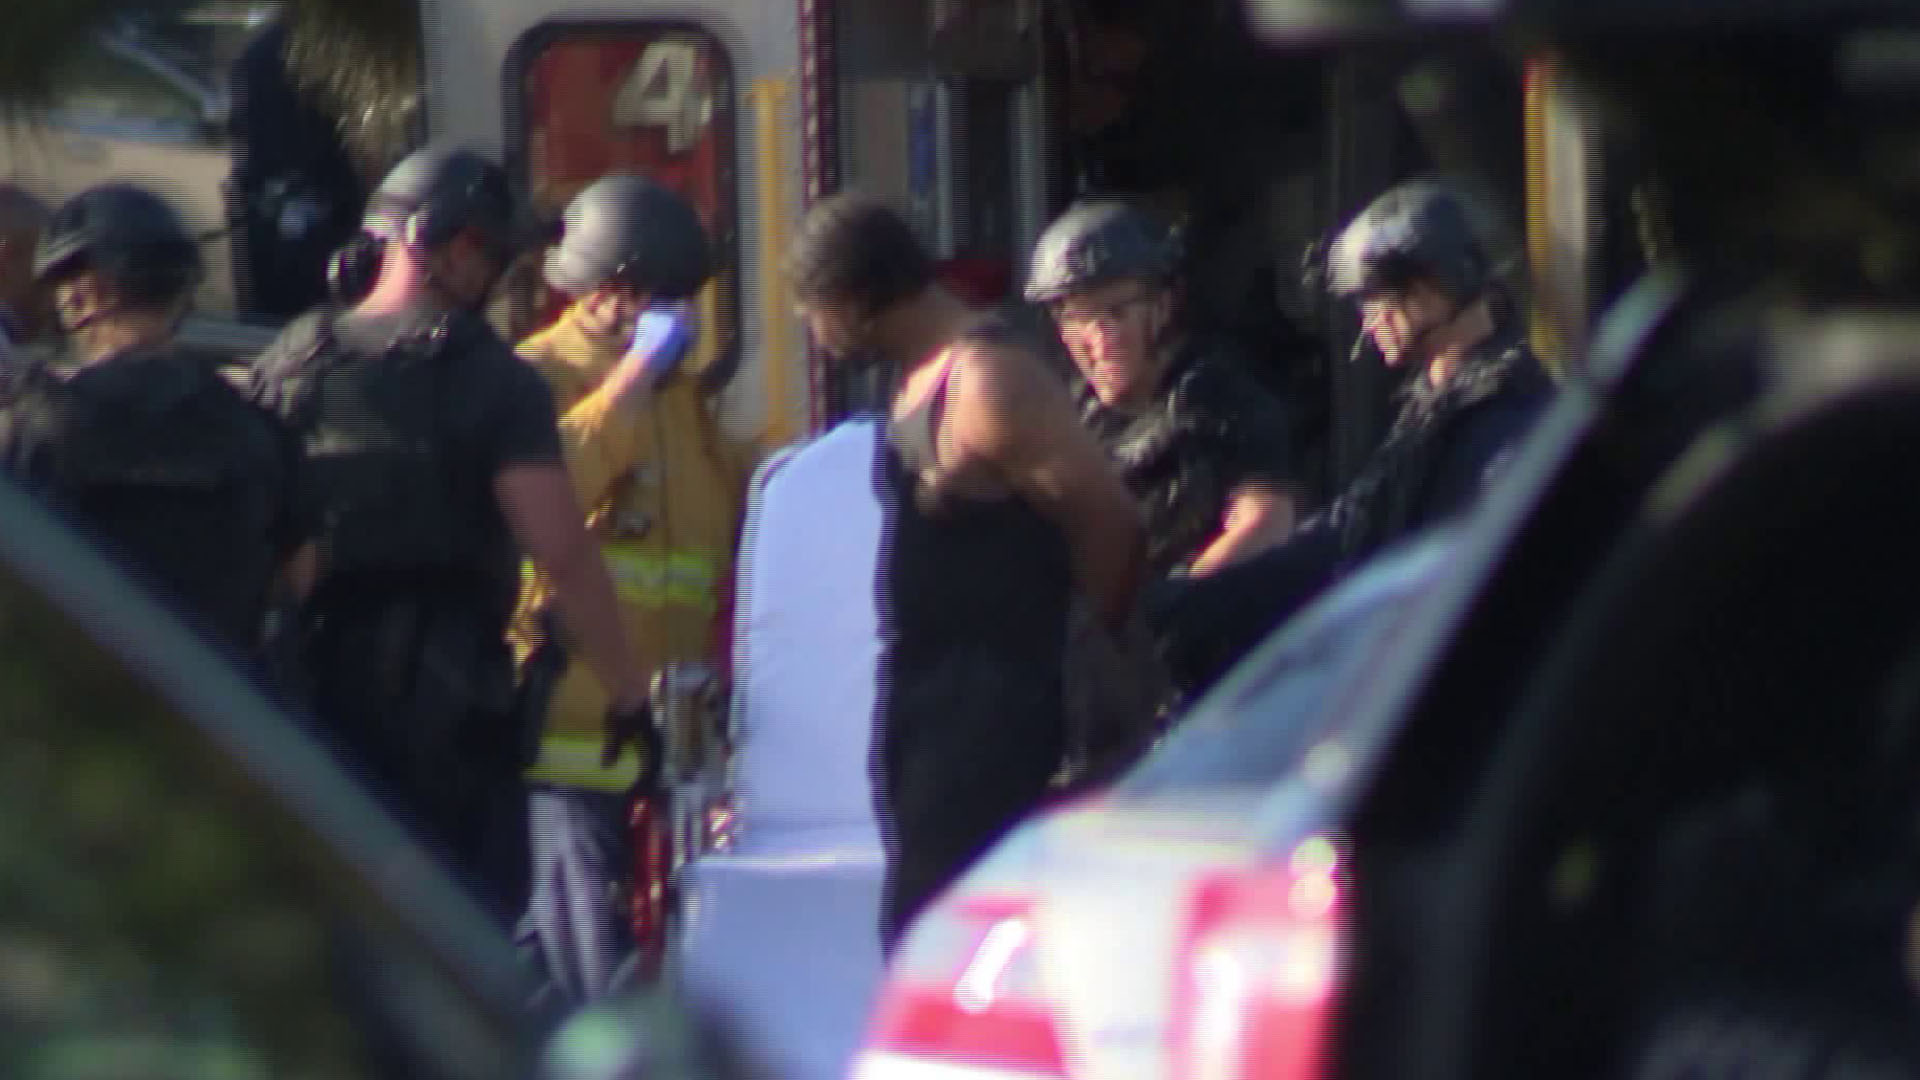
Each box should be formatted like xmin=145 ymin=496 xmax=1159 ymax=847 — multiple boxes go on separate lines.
xmin=0 ymin=564 xmax=366 ymax=1077
xmin=283 ymin=0 xmax=424 ymax=175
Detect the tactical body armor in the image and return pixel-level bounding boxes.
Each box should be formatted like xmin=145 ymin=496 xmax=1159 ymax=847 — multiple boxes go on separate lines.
xmin=262 ymin=309 xmax=487 ymax=585
xmin=0 ymin=345 xmax=297 ymax=653
xmin=6 ymin=183 xmax=296 ymax=656
xmin=1314 ymin=333 xmax=1552 ymax=559
xmin=1078 ymin=338 xmax=1299 ymax=578
xmin=1149 ymin=331 xmax=1550 ymax=694
xmin=1145 ymin=178 xmax=1554 ymax=693
xmin=1032 ymin=201 xmax=1302 ymax=578
xmin=252 ymin=305 xmax=537 ymax=923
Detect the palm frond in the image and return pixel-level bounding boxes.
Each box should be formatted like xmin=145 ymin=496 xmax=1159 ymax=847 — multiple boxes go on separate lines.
xmin=0 ymin=0 xmax=422 ymax=175
xmin=282 ymin=0 xmax=423 ymax=175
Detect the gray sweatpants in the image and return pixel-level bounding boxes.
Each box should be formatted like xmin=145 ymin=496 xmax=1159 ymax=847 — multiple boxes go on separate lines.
xmin=517 ymin=786 xmax=635 ymax=1013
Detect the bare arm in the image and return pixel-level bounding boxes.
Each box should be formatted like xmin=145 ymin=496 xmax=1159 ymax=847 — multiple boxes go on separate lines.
xmin=1187 ymin=481 xmax=1298 ymax=576
xmin=949 ymin=346 xmax=1146 ymax=629
xmin=495 ymin=463 xmax=650 ymax=716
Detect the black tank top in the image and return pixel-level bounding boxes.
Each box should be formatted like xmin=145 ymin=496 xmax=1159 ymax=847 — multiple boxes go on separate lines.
xmin=879 ymin=369 xmax=1071 ymax=664
xmin=870 ymin=319 xmax=1073 ymax=945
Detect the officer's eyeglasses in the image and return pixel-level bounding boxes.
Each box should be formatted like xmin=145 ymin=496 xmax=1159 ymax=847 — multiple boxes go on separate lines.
xmin=1357 ymin=287 xmax=1417 ymax=322
xmin=1054 ymin=290 xmax=1153 ymax=336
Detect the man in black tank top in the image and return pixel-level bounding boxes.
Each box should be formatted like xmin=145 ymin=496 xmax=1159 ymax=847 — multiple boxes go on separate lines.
xmin=789 ymin=195 xmax=1149 ymax=952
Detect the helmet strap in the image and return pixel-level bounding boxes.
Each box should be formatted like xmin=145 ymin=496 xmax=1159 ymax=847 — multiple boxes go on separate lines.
xmin=1148 ymin=320 xmax=1184 ymax=393
xmin=1401 ymin=293 xmax=1464 ymax=367
xmin=62 ymin=297 xmax=187 ymax=369
xmin=1350 ymin=287 xmax=1473 ymax=369
xmin=59 ymin=301 xmax=121 ymax=338
xmin=53 ymin=275 xmax=130 ymax=339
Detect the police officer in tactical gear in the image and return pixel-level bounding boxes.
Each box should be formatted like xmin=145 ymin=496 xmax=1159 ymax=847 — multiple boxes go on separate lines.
xmin=1150 ymin=178 xmax=1553 ymax=692
xmin=0 ymin=184 xmax=307 ymax=658
xmin=1319 ymin=180 xmax=1551 ymax=563
xmin=1028 ymin=198 xmax=1303 ymax=579
xmin=512 ymin=173 xmax=737 ymax=1007
xmin=249 ymin=145 xmax=656 ymax=927
xmin=1254 ymin=3 xmax=1920 ymax=1074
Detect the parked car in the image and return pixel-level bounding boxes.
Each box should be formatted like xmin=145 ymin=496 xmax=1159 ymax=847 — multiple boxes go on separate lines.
xmin=2 ymin=9 xmax=257 ymax=316
xmin=855 ymin=529 xmax=1458 ymax=1080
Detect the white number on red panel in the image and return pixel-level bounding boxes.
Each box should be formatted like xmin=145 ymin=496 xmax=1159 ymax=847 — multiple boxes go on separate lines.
xmin=613 ymin=37 xmax=714 ymax=156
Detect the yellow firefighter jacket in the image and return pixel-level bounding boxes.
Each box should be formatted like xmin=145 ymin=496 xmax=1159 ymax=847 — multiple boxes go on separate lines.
xmin=511 ymin=294 xmax=746 ymax=792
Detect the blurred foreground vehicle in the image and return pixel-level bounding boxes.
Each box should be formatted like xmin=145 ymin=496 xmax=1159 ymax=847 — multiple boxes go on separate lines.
xmin=0 ymin=467 xmax=529 ymax=1076
xmin=855 ymin=531 xmax=1454 ymax=1080
xmin=0 ymin=469 xmax=757 ymax=1079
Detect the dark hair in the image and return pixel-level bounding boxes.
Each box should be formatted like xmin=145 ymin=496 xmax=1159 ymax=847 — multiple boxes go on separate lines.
xmin=788 ymin=193 xmax=932 ymax=315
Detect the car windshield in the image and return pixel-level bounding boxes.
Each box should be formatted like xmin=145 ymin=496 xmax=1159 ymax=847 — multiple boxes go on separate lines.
xmin=47 ymin=40 xmax=211 ymax=135
xmin=1115 ymin=532 xmax=1456 ymax=795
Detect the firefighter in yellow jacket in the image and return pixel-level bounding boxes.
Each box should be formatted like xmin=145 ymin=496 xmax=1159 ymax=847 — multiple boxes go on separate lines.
xmin=511 ymin=174 xmax=742 ymax=1007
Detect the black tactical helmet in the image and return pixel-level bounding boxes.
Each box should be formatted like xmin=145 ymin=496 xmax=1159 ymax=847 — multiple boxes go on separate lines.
xmin=1025 ymin=199 xmax=1180 ymax=305
xmin=364 ymin=144 xmax=533 ymax=259
xmin=1326 ymin=179 xmax=1489 ymax=302
xmin=33 ymin=184 xmax=203 ymax=304
xmin=545 ymin=174 xmax=713 ymax=301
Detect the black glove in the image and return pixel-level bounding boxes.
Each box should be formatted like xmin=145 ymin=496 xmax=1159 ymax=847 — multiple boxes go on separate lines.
xmin=605 ymin=699 xmax=664 ymax=795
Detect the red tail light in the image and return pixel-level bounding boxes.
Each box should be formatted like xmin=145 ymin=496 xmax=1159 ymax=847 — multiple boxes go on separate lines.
xmin=1169 ymin=836 xmax=1346 ymax=1080
xmin=861 ymin=895 xmax=1071 ymax=1077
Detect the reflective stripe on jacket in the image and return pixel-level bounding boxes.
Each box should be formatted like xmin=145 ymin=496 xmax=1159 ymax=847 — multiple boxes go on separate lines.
xmin=511 ymin=296 xmax=746 ymax=792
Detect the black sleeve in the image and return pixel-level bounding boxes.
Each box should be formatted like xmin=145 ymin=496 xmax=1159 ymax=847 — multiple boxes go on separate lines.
xmin=1143 ymin=519 xmax=1343 ymax=695
xmin=268 ymin=409 xmax=314 ymax=556
xmin=1424 ymin=389 xmax=1551 ymax=524
xmin=484 ymin=346 xmax=565 ymax=474
xmin=1183 ymin=363 xmax=1299 ymax=489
